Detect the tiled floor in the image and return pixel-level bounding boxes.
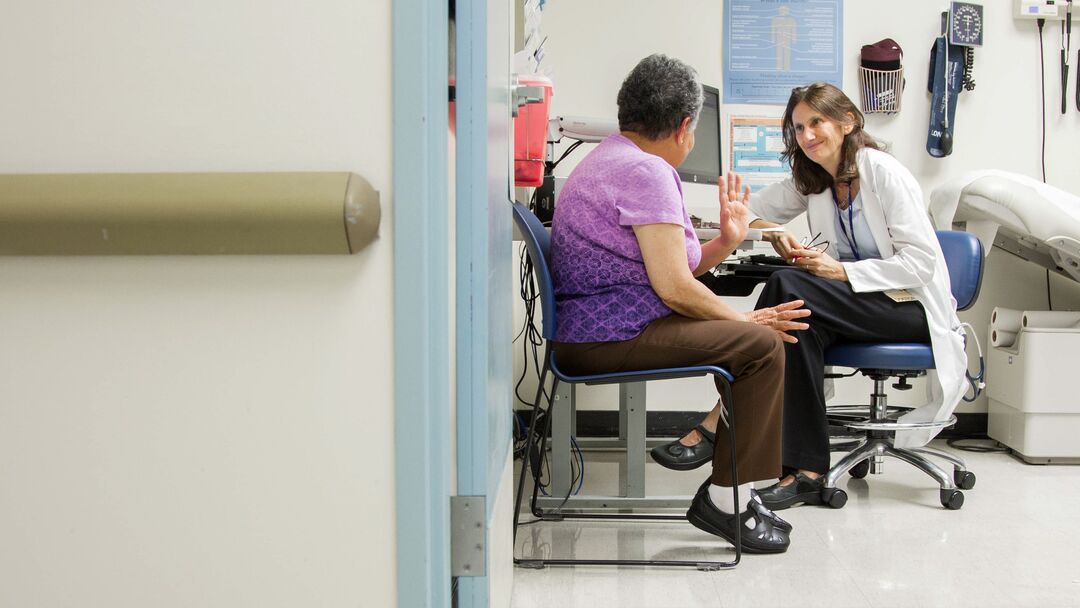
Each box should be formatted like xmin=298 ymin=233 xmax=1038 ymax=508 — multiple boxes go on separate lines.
xmin=512 ymin=442 xmax=1080 ymax=608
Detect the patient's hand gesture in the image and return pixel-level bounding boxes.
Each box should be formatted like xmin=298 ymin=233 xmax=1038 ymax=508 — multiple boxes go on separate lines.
xmin=718 ymin=172 xmax=750 ymax=248
xmin=744 ymin=299 xmax=811 ymax=343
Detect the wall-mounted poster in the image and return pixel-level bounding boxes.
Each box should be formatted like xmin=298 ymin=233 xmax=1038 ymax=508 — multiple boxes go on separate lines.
xmin=728 ymin=116 xmax=789 ymax=193
xmin=723 ymin=0 xmax=843 ymax=104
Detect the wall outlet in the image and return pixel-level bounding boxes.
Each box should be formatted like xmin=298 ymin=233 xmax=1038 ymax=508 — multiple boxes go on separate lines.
xmin=1015 ymin=0 xmax=1066 ymax=20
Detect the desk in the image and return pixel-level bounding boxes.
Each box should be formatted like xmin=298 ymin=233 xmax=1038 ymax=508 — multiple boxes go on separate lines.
xmin=694 ymin=227 xmax=770 ymax=244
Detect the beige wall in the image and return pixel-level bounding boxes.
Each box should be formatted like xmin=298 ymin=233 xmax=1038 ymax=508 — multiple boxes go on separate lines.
xmin=0 ymin=2 xmax=396 ymax=606
xmin=515 ymin=0 xmax=1080 ymax=414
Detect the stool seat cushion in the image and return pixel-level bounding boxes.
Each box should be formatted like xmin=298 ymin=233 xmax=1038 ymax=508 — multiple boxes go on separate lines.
xmin=825 ymin=342 xmax=935 ymax=371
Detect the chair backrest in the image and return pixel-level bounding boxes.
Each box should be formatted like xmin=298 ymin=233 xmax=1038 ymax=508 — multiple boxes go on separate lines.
xmin=512 ymin=202 xmax=558 ymax=340
xmin=936 ymin=230 xmax=984 ymax=311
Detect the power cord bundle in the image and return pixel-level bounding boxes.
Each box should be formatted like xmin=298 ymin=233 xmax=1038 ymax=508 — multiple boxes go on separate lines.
xmin=513 ymin=243 xmax=546 ymax=411
xmin=512 ymin=239 xmax=585 ymax=507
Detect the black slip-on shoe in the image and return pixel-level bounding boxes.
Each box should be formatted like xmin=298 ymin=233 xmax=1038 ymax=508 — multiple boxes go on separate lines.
xmin=650 ymin=424 xmax=714 ymax=471
xmin=749 ymin=489 xmax=793 ymax=533
xmin=756 ymin=472 xmax=825 ymax=511
xmin=687 ymin=481 xmax=790 ymax=554
xmin=692 ymin=481 xmax=793 ymax=534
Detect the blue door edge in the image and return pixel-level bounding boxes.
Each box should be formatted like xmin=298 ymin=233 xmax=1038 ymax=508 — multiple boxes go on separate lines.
xmin=454 ymin=0 xmax=489 ymax=604
xmin=392 ymin=0 xmax=450 ymax=607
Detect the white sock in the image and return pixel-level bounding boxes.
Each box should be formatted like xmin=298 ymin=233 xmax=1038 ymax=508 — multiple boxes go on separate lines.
xmin=707 ymin=482 xmax=755 ymax=514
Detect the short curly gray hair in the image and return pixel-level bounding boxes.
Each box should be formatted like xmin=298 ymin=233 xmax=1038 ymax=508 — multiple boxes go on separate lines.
xmin=617 ymin=54 xmax=703 ymax=141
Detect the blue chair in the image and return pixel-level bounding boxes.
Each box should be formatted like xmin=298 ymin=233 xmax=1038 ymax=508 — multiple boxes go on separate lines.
xmin=820 ymin=230 xmax=984 ymax=510
xmin=511 ymin=202 xmax=743 ymax=570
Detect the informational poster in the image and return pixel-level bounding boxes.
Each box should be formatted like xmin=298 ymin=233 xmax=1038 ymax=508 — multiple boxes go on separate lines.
xmin=728 ymin=116 xmax=789 ymax=192
xmin=723 ymin=0 xmax=843 ymax=104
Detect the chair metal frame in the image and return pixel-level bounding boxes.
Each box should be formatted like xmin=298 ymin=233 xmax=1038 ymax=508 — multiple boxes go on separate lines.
xmin=511 ymin=202 xmax=741 ymax=570
xmin=821 ymin=230 xmax=984 ymax=510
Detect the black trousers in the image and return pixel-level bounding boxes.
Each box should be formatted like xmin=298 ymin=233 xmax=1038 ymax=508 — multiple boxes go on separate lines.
xmin=754 ymin=269 xmax=930 ymax=475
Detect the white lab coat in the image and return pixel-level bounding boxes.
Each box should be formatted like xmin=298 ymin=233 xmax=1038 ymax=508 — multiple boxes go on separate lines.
xmin=748 ymin=148 xmax=968 ymax=448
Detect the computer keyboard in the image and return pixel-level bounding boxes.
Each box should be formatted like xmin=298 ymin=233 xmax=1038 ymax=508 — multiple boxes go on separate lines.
xmin=745 ymin=254 xmax=789 ymax=266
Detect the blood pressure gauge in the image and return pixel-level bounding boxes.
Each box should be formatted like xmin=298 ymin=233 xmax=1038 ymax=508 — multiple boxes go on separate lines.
xmin=948 ymin=2 xmax=984 ymax=47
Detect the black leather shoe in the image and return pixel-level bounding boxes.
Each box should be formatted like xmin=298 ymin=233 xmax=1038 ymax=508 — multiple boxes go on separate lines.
xmin=650 ymin=425 xmax=714 ymax=471
xmin=749 ymin=489 xmax=793 ymax=533
xmin=757 ymin=472 xmax=825 ymax=511
xmin=687 ymin=480 xmax=790 ymax=554
xmin=692 ymin=480 xmax=792 ymax=533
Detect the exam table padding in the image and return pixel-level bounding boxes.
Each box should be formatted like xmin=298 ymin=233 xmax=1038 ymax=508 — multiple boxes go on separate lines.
xmin=0 ymin=172 xmax=380 ymax=255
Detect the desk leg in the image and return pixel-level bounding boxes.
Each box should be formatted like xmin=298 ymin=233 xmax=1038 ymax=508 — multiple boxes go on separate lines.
xmin=550 ymin=383 xmax=575 ymax=498
xmin=620 ymin=383 xmax=646 ymax=498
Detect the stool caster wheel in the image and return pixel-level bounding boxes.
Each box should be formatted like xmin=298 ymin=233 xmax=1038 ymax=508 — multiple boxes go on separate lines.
xmin=822 ymin=487 xmax=847 ymax=509
xmin=940 ymin=489 xmax=964 ymax=510
xmin=954 ymin=470 xmax=976 ymax=490
xmin=849 ymin=460 xmax=869 ymax=479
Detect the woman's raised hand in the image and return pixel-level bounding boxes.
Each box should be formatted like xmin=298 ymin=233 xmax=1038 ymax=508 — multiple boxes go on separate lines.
xmin=718 ymin=172 xmax=750 ymax=248
xmin=744 ymin=299 xmax=811 ymax=343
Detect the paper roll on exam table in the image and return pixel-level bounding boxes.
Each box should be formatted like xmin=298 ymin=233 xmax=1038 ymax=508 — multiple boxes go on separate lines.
xmin=0 ymin=172 xmax=380 ymax=255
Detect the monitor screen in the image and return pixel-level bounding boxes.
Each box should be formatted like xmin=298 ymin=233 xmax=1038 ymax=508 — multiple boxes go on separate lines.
xmin=677 ymin=84 xmax=722 ymax=185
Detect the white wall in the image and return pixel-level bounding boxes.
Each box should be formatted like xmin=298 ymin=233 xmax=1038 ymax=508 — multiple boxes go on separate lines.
xmin=0 ymin=2 xmax=396 ymax=607
xmin=515 ymin=0 xmax=1080 ymax=416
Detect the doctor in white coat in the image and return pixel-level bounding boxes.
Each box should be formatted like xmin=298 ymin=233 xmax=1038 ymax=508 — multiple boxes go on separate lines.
xmin=650 ymin=83 xmax=968 ymax=510
xmin=746 ymin=83 xmax=968 ymax=510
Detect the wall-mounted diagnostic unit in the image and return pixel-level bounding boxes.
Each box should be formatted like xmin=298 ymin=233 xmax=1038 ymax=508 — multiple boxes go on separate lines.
xmin=1015 ymin=0 xmax=1068 ymax=20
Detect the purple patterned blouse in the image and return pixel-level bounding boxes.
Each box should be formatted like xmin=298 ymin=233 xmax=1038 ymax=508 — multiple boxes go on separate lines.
xmin=550 ymin=134 xmax=701 ymax=343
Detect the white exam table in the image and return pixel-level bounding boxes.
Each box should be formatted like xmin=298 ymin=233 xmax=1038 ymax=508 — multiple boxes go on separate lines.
xmin=930 ymin=172 xmax=1080 ymax=463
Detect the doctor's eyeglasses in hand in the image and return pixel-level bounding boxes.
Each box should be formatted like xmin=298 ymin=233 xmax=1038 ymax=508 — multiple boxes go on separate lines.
xmin=801 ymin=232 xmax=830 ymax=254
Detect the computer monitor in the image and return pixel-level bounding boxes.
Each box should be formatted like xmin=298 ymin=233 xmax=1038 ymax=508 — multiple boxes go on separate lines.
xmin=677 ymin=84 xmax=722 ymax=185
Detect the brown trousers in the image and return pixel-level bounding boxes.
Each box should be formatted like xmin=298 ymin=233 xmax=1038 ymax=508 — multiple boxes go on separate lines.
xmin=552 ymin=314 xmax=785 ymax=486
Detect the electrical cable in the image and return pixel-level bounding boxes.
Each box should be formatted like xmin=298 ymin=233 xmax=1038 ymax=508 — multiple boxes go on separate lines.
xmin=513 ymin=243 xmax=549 ymax=408
xmin=1038 ymin=18 xmax=1048 ymax=183
xmin=512 ymin=229 xmax=589 ymax=509
xmin=571 ymin=436 xmax=585 ymax=495
xmin=1064 ymin=0 xmax=1073 ymax=114
xmin=548 ymin=140 xmax=583 ymax=172
xmin=946 ymin=437 xmax=1010 ymax=453
xmin=959 ymin=322 xmax=985 ymax=402
xmin=1047 ymin=268 xmax=1054 ymax=311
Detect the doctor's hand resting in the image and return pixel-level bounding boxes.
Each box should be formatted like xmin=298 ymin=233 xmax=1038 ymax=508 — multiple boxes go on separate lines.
xmin=789 ymin=247 xmax=847 ymax=281
xmin=660 ymin=83 xmax=967 ymax=514
xmin=550 ymin=54 xmax=809 ymax=554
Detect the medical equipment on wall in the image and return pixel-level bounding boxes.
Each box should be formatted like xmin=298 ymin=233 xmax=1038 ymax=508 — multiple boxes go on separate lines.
xmin=927 ymin=2 xmax=983 ymax=157
xmin=529 ymin=115 xmax=619 ymax=222
xmin=929 ymin=172 xmax=1080 ymax=462
xmin=1065 ymin=0 xmax=1074 ymax=114
xmin=859 ymin=38 xmax=904 ymax=114
xmin=1015 ymin=0 xmax=1077 ymax=116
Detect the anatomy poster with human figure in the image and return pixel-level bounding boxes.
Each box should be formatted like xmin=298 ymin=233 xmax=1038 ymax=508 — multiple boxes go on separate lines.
xmin=723 ymin=0 xmax=843 ymax=104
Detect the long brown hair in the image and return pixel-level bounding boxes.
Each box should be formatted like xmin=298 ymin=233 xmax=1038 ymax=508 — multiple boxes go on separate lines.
xmin=780 ymin=83 xmax=885 ymax=195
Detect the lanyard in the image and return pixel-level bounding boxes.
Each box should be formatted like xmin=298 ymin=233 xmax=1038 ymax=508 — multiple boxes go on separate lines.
xmin=832 ymin=186 xmax=861 ymax=261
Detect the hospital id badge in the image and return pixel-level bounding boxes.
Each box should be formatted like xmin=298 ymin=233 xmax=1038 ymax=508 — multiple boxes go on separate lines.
xmin=884 ymin=288 xmax=917 ymax=303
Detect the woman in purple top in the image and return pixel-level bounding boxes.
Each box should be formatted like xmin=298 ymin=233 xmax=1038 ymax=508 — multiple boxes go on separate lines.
xmin=550 ymin=54 xmax=810 ymax=554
